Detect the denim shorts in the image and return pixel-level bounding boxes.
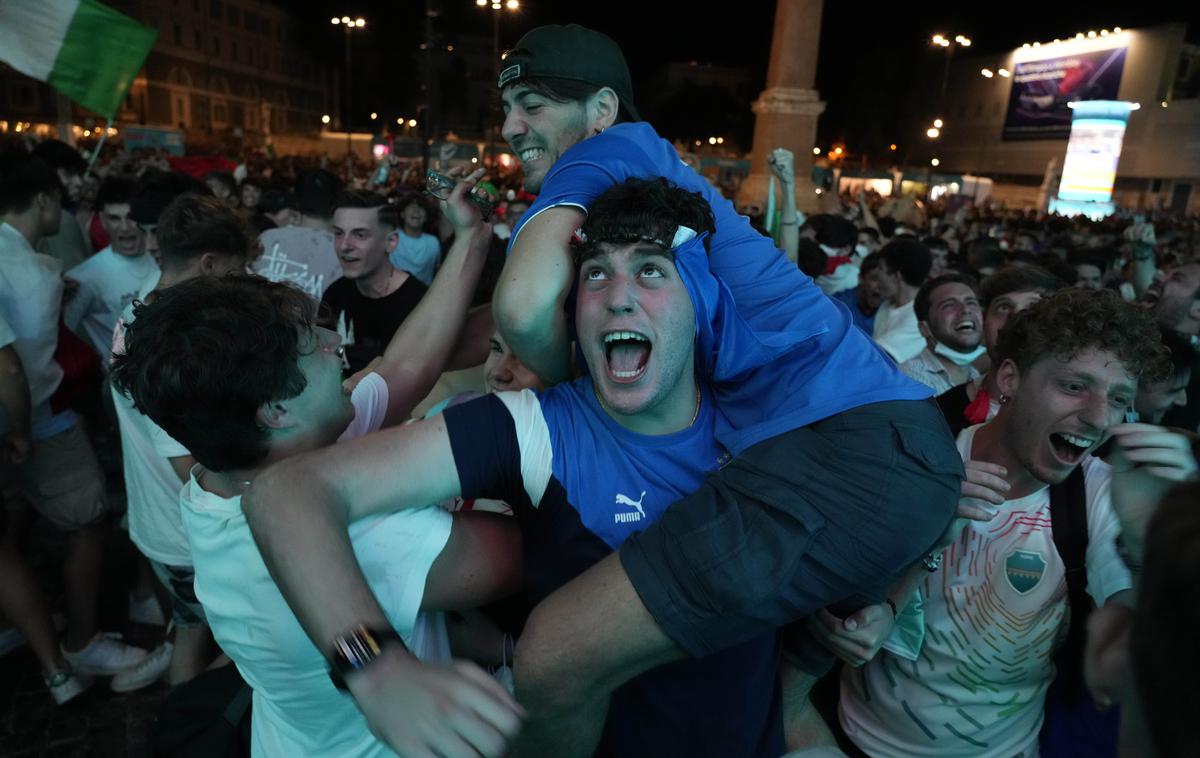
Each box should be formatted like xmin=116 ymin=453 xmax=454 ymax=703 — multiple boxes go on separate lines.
xmin=619 ymin=399 xmax=962 ymax=674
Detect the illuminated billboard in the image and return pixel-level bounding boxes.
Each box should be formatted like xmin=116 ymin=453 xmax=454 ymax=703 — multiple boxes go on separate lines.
xmin=1003 ymin=46 xmax=1127 ymax=140
xmin=1050 ymin=100 xmax=1137 ymax=219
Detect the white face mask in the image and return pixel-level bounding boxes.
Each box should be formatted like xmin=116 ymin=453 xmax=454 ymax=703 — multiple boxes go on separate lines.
xmin=854 ymin=243 xmax=869 ymax=258
xmin=933 ymin=341 xmax=986 ymax=366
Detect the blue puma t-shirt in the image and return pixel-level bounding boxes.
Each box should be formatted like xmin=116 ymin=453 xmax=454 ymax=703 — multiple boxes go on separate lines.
xmin=511 ymin=121 xmax=931 ymax=455
xmin=442 ymin=384 xmax=784 ymax=758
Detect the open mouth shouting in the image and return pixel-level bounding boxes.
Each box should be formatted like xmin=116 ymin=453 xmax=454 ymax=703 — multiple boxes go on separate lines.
xmin=1047 ymin=430 xmax=1097 ymax=466
xmin=603 ymin=330 xmax=651 ymax=383
xmin=954 ymin=317 xmax=980 ymax=336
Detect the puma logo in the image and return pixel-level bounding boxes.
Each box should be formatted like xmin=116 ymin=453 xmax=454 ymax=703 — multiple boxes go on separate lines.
xmin=615 ymin=491 xmax=646 ymax=520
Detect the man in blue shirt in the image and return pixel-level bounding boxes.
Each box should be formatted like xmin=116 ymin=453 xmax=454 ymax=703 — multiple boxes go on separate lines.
xmin=831 ymin=251 xmax=885 ymax=335
xmin=245 ymin=178 xmax=786 ymax=757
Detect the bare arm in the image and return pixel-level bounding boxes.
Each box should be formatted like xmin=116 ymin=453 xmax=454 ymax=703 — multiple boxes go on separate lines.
xmin=423 ymin=511 xmax=522 ymax=611
xmin=768 ymin=148 xmax=799 ymax=264
xmin=0 ymin=345 xmax=32 ymax=465
xmin=168 ymin=454 xmax=196 ymax=484
xmin=374 ymin=170 xmax=493 ymax=426
xmin=243 ymin=416 xmax=524 ymax=756
xmin=492 ymin=206 xmax=584 ymax=386
xmin=444 ymin=304 xmax=494 ymax=372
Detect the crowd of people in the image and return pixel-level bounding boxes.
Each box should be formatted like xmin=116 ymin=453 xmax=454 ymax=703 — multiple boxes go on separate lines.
xmin=2 ymin=21 xmax=1199 ymax=758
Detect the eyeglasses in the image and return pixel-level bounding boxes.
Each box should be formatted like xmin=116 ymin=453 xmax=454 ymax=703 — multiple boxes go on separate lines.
xmin=425 ymin=170 xmax=495 ymax=222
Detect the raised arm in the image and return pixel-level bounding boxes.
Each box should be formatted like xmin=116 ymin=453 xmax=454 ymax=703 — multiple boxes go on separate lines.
xmin=492 ymin=206 xmax=584 ymax=385
xmin=767 ymin=148 xmax=799 ymax=264
xmin=373 ymin=169 xmax=493 ymax=425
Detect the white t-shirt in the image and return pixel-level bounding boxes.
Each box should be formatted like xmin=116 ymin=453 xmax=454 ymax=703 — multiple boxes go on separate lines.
xmin=872 ymin=299 xmax=924 ymax=364
xmin=839 ymin=424 xmax=1132 ymax=758
xmin=254 ymin=226 xmax=343 ymax=300
xmin=64 ymin=246 xmax=159 ymax=361
xmin=181 ymin=373 xmax=452 ymax=758
xmin=0 ymin=222 xmax=72 ymax=439
xmin=110 ymin=305 xmax=193 ymax=566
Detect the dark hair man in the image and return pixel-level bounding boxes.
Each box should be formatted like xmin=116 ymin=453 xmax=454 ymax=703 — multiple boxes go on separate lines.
xmin=390 ymin=193 xmax=441 ymax=287
xmin=938 ymin=265 xmax=1067 ymax=433
xmin=831 ymin=252 xmax=885 ymax=335
xmin=1132 ymin=328 xmax=1194 ymax=425
xmin=252 ymin=169 xmax=344 ymax=299
xmin=900 ymin=273 xmax=985 ymax=394
xmin=872 ymin=237 xmax=934 ymax=363
xmin=63 ymin=176 xmax=155 ymax=360
xmin=111 ymin=173 xmax=521 ymax=756
xmin=0 ymin=150 xmax=145 ymax=703
xmin=245 ymin=177 xmax=798 ymax=758
xmin=839 ymin=289 xmax=1195 ymax=758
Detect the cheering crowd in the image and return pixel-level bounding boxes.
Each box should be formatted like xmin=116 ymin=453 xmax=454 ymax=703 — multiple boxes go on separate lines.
xmin=3 ymin=22 xmax=1199 ymax=758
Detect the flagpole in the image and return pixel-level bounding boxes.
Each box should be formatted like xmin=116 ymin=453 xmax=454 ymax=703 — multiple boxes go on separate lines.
xmin=86 ymin=118 xmax=114 ymax=173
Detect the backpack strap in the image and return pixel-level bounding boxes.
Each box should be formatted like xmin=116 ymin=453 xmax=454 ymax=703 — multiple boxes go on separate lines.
xmin=1049 ymin=464 xmax=1090 ymax=701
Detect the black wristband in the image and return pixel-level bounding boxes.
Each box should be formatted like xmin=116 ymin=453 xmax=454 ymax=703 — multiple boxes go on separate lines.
xmin=885 ymin=598 xmax=899 ymax=619
xmin=328 ymin=625 xmax=406 ymax=691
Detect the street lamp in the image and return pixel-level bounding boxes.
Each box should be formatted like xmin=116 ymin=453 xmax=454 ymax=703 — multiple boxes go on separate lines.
xmin=930 ymin=31 xmax=971 ymax=137
xmin=478 ymin=0 xmax=520 ymax=165
xmin=331 ymin=15 xmax=367 ymax=157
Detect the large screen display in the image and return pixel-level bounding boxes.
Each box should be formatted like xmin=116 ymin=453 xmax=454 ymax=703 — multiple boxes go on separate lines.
xmin=1003 ymin=46 xmax=1127 ymax=141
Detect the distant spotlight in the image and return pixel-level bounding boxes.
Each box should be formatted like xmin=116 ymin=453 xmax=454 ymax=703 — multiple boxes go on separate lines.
xmin=932 ymin=34 xmax=945 ymax=45
xmin=370 ymin=112 xmax=377 ymax=120
xmin=355 ymin=18 xmax=365 ymax=27
xmin=1022 ymin=43 xmax=1031 ymax=48
xmin=321 ymin=114 xmax=331 ymax=124
xmin=1100 ymin=29 xmax=1109 ymax=36
xmin=708 ymin=136 xmax=717 ymax=145
xmin=696 ymin=140 xmax=703 ymax=147
xmin=1113 ymin=27 xmax=1122 ymax=33
xmin=931 ymin=158 xmax=940 ymax=167
xmin=1087 ymin=30 xmax=1097 ymax=38
xmin=341 ymin=16 xmax=351 ymax=24
xmin=998 ymin=68 xmax=1011 ymax=78
xmin=926 ymin=127 xmax=940 ymax=138
xmin=833 ymin=147 xmax=844 ymax=155
xmin=815 ymin=188 xmax=823 ymax=195
xmin=1162 ymin=101 xmax=1169 ymax=108
xmin=506 ymin=0 xmax=519 ymax=8
xmin=981 ymin=68 xmax=994 ymax=78
xmin=933 ymin=118 xmax=943 ymax=128
xmin=397 ymin=118 xmax=403 ymax=125
xmin=408 ymin=119 xmax=417 ymax=127
xmin=716 ymin=137 xmax=724 ymax=144
xmin=471 ymin=157 xmax=478 ymax=163
xmin=476 ymin=0 xmax=487 ymax=5
xmin=889 ymin=143 xmax=897 ymax=151
xmin=1033 ymin=41 xmax=1041 ymax=47
xmin=813 ymin=146 xmax=822 ymax=155
xmin=1075 ymin=32 xmax=1084 ymax=40
xmin=331 ymin=17 xmax=340 ymax=24
xmin=960 ymin=38 xmax=971 ymax=47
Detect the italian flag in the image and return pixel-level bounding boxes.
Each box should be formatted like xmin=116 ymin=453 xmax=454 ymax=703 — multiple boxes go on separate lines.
xmin=0 ymin=0 xmax=156 ymax=120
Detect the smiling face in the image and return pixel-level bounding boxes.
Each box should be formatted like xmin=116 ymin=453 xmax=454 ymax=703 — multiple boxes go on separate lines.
xmin=332 ymin=206 xmax=396 ymax=281
xmin=999 ymin=347 xmax=1136 ymax=486
xmin=400 ymin=200 xmax=427 ymax=231
xmin=501 ymin=84 xmax=593 ymax=193
xmin=1141 ymin=263 xmax=1200 ymax=332
xmin=575 ymin=241 xmax=698 ymax=434
xmin=484 ymin=331 xmax=543 ymax=393
xmin=1075 ymin=263 xmax=1104 ymax=290
xmin=100 ymin=202 xmax=144 ymax=257
xmin=924 ymin=282 xmax=982 ymax=352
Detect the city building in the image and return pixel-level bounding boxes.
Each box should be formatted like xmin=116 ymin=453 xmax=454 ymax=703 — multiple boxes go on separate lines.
xmin=932 ymin=23 xmax=1200 ymax=214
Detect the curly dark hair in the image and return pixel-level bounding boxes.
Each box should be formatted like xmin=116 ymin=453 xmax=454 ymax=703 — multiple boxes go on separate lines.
xmin=110 ymin=275 xmax=316 ymax=472
xmin=574 ymin=177 xmax=715 ymax=264
xmin=995 ymin=288 xmax=1172 ymax=384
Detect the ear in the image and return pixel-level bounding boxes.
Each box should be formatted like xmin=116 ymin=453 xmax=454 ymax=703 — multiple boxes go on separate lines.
xmin=386 ymin=228 xmax=400 ymax=253
xmin=587 ymin=87 xmax=620 ymax=134
xmin=1084 ymin=603 xmax=1134 ymax=705
xmin=994 ymin=357 xmax=1021 ymax=399
xmin=198 ymin=252 xmax=221 ymax=274
xmin=255 ymin=401 xmax=292 ymax=431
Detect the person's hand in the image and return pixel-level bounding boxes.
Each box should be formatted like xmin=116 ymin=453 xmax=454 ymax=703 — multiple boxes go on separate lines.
xmin=1123 ymin=222 xmax=1157 ymax=248
xmin=767 ymin=148 xmax=795 ymax=187
xmin=438 ymin=167 xmax=491 ymax=237
xmin=1108 ymin=423 xmax=1198 ymax=559
xmin=346 ymin=646 xmax=524 ymax=758
xmin=958 ymin=460 xmax=1009 ymax=520
xmin=438 ymin=143 xmax=459 ymax=169
xmin=807 ymin=605 xmax=895 ymax=667
xmin=1 ymin=432 xmax=31 ymax=465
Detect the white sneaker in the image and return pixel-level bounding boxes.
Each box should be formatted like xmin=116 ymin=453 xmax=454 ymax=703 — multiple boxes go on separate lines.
xmin=128 ymin=592 xmax=166 ymax=626
xmin=45 ymin=669 xmax=94 ymax=705
xmin=62 ymin=632 xmax=148 ymax=675
xmin=111 ymin=641 xmax=173 ymax=692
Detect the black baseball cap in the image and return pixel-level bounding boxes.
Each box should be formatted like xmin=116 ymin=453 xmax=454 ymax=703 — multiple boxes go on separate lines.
xmin=497 ymin=24 xmax=639 ymax=121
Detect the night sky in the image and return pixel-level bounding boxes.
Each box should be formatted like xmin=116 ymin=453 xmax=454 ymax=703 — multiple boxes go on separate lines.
xmin=290 ymin=1 xmax=1200 ymax=162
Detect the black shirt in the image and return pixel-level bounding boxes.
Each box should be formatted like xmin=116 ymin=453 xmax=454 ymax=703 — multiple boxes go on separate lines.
xmin=319 ymin=274 xmax=428 ymax=374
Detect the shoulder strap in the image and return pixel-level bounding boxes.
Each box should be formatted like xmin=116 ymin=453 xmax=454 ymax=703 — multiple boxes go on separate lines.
xmin=935 ymin=383 xmax=970 ymax=437
xmin=1049 ymin=464 xmax=1090 ymax=701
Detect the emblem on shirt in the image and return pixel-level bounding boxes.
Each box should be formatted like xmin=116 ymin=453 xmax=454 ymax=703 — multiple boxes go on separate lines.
xmin=1005 ymin=549 xmax=1047 ymax=595
xmin=614 ymin=491 xmax=646 ymax=524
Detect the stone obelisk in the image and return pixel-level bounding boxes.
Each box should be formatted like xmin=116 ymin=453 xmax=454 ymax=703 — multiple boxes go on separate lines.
xmin=737 ymin=0 xmax=826 ymax=214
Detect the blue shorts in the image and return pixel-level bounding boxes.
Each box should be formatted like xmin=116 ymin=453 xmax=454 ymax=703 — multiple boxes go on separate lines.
xmin=620 ymin=399 xmax=962 ymax=673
